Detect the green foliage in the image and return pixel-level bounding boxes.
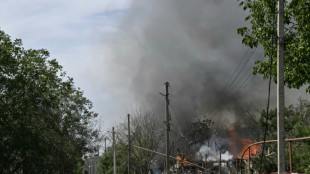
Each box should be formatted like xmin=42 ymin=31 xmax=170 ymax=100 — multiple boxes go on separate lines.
xmin=237 ymin=0 xmax=310 ymax=92
xmin=253 ymin=99 xmax=310 ymax=172
xmin=99 ymin=147 xmax=128 ymax=174
xmin=0 ymin=29 xmax=99 ymax=173
xmin=117 ymin=112 xmax=163 ymax=174
xmin=99 ymin=112 xmax=163 ymax=174
xmin=73 ymin=160 xmax=85 ymax=174
xmin=305 ymin=165 xmax=310 ymax=174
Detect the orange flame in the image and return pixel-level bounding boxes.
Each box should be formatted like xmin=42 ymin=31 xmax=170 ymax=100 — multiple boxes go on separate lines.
xmin=229 ymin=126 xmax=261 ymax=158
xmin=176 ymin=155 xmax=190 ymax=166
xmin=238 ymin=138 xmax=261 ymax=158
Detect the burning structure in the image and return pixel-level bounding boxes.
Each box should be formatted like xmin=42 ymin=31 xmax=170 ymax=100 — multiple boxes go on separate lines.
xmin=229 ymin=126 xmax=261 ymax=159
xmin=176 ymin=155 xmax=190 ymax=168
xmin=226 ymin=126 xmax=261 ymax=173
xmin=154 ymin=121 xmax=262 ymax=173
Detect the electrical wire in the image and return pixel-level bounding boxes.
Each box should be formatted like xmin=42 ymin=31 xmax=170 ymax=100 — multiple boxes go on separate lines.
xmin=221 ymin=48 xmax=251 ymax=92
xmin=208 ymin=50 xmax=259 ymax=126
xmin=207 ymin=48 xmax=256 ymax=117
xmin=258 ymin=1 xmax=277 ymax=172
xmin=206 ymin=49 xmax=252 ymax=116
xmin=132 ymin=145 xmax=213 ymax=172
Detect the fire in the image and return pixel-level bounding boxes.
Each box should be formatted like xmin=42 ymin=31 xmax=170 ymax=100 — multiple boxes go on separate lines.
xmin=176 ymin=155 xmax=190 ymax=167
xmin=238 ymin=138 xmax=261 ymax=158
xmin=229 ymin=126 xmax=261 ymax=159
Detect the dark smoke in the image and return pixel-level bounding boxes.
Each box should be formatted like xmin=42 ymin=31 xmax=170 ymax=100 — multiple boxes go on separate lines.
xmin=95 ymin=0 xmax=267 ymax=128
xmin=89 ymin=0 xmax=309 ymax=163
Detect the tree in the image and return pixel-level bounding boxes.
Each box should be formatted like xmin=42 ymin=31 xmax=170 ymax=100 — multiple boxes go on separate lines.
xmin=252 ymin=98 xmax=310 ymax=173
xmin=115 ymin=112 xmax=163 ymax=174
xmin=0 ymin=29 xmax=99 ymax=173
xmin=170 ymin=119 xmax=213 ymax=163
xmin=237 ymin=0 xmax=310 ymax=92
xmin=98 ymin=146 xmax=128 ymax=174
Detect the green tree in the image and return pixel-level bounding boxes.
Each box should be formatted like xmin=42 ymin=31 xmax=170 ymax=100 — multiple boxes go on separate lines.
xmin=0 ymin=29 xmax=99 ymax=173
xmin=114 ymin=112 xmax=163 ymax=174
xmin=237 ymin=0 xmax=310 ymax=92
xmin=98 ymin=146 xmax=127 ymax=174
xmin=253 ymin=99 xmax=310 ymax=172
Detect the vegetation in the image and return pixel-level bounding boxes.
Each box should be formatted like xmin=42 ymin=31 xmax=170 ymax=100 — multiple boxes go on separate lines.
xmin=253 ymin=98 xmax=310 ymax=173
xmin=0 ymin=29 xmax=99 ymax=173
xmin=98 ymin=146 xmax=127 ymax=174
xmin=237 ymin=0 xmax=310 ymax=92
xmin=99 ymin=112 xmax=163 ymax=174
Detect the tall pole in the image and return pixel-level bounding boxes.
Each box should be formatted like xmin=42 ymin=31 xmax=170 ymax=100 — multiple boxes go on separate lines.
xmin=215 ymin=141 xmax=221 ymax=174
xmin=164 ymin=82 xmax=170 ymax=174
xmin=127 ymin=114 xmax=131 ymax=174
xmin=104 ymin=137 xmax=107 ymax=155
xmin=289 ymin=141 xmax=292 ymax=173
xmin=277 ymin=0 xmax=285 ymax=173
xmin=219 ymin=152 xmax=221 ymax=174
xmin=248 ymin=148 xmax=251 ymax=174
xmin=112 ymin=127 xmax=116 ymax=174
xmin=104 ymin=137 xmax=107 ymax=174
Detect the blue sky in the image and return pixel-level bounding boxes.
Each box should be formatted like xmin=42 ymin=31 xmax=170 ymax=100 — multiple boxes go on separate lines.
xmin=0 ymin=0 xmax=133 ymax=128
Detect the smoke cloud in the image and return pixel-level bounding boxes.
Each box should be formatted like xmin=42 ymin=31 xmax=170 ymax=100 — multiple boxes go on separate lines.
xmin=87 ymin=0 xmax=309 ymax=161
xmin=90 ymin=0 xmax=307 ymax=133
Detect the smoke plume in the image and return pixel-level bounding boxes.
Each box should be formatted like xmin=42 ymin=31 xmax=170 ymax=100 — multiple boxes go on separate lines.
xmin=91 ymin=0 xmax=278 ymax=131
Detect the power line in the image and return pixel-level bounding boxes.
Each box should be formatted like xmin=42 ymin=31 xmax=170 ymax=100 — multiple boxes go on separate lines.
xmin=132 ymin=145 xmax=213 ymax=172
xmin=220 ymin=48 xmax=251 ymax=92
xmin=259 ymin=0 xmax=277 ymax=172
xmin=224 ymin=48 xmax=256 ymax=91
xmin=207 ymin=48 xmax=257 ymax=116
xmin=209 ymin=48 xmax=254 ymax=112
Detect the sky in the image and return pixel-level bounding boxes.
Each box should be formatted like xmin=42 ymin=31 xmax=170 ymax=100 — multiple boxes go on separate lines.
xmin=0 ymin=0 xmax=133 ymax=128
xmin=1 ymin=0 xmax=308 ymax=133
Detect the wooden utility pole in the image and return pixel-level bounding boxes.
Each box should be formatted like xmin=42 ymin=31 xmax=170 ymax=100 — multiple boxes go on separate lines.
xmin=248 ymin=148 xmax=251 ymax=174
xmin=219 ymin=152 xmax=221 ymax=174
xmin=103 ymin=137 xmax=107 ymax=174
xmin=215 ymin=141 xmax=221 ymax=174
xmin=104 ymin=137 xmax=107 ymax=155
xmin=277 ymin=0 xmax=285 ymax=173
xmin=127 ymin=114 xmax=131 ymax=174
xmin=289 ymin=141 xmax=292 ymax=173
xmin=112 ymin=127 xmax=116 ymax=174
xmin=163 ymin=82 xmax=171 ymax=174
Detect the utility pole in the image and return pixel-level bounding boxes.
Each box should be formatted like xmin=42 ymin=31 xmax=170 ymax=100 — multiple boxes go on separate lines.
xmin=215 ymin=142 xmax=221 ymax=174
xmin=103 ymin=137 xmax=107 ymax=174
xmin=112 ymin=127 xmax=116 ymax=174
xmin=277 ymin=0 xmax=285 ymax=173
xmin=219 ymin=152 xmax=221 ymax=174
xmin=127 ymin=114 xmax=131 ymax=174
xmin=161 ymin=82 xmax=171 ymax=174
xmin=104 ymin=137 xmax=107 ymax=155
